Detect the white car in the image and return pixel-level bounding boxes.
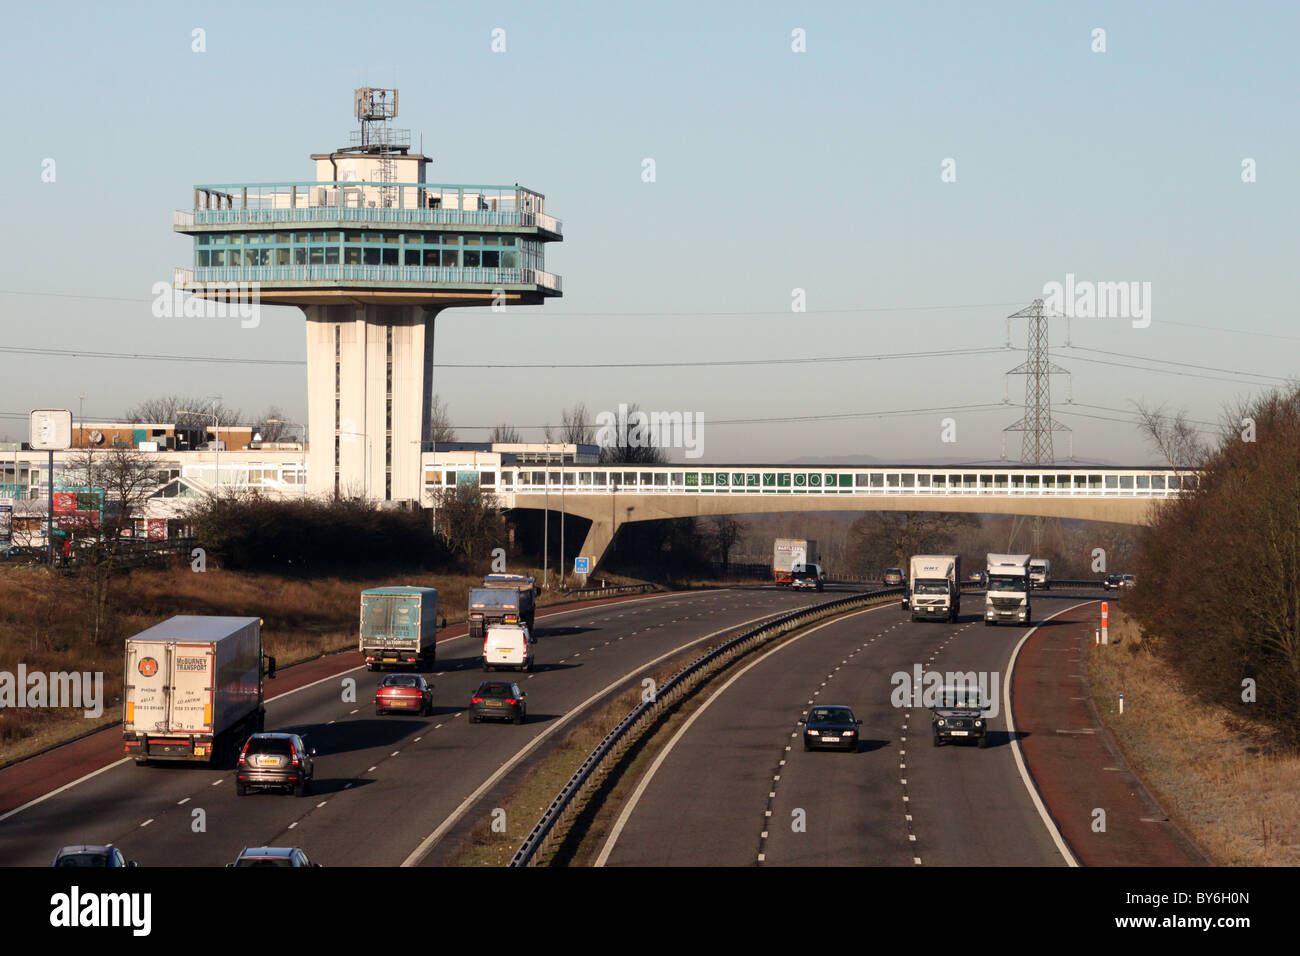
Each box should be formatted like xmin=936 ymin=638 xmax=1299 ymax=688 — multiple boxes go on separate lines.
xmin=482 ymin=624 xmax=535 ymax=672
xmin=1118 ymin=574 xmax=1137 ymax=589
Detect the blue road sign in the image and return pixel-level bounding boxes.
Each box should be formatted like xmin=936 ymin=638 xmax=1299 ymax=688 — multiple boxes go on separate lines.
xmin=574 ymin=556 xmax=591 ymax=574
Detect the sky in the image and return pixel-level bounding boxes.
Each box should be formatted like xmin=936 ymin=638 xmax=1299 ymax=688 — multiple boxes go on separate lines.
xmin=0 ymin=0 xmax=1295 ymax=464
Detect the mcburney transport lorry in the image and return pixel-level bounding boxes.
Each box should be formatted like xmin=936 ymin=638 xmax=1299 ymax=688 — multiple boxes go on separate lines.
xmin=469 ymin=574 xmax=537 ymax=640
xmin=984 ymin=554 xmax=1031 ymax=626
xmin=123 ymin=616 xmax=275 ymax=766
xmin=907 ymin=554 xmax=962 ymax=622
xmin=360 ymin=586 xmax=438 ymax=671
xmin=773 ymin=538 xmax=819 ymax=586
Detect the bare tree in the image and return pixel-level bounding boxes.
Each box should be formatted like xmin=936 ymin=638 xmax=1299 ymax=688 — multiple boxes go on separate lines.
xmin=428 ymin=395 xmax=456 ymax=444
xmin=126 ymin=395 xmax=241 ymax=428
xmin=707 ymin=515 xmax=745 ymax=572
xmin=489 ymin=424 xmax=522 ymax=443
xmin=254 ymin=406 xmax=293 ymax=442
xmin=61 ymin=448 xmax=165 ymax=643
xmin=849 ymin=511 xmax=978 ymax=575
xmin=1133 ymin=401 xmax=1208 ymax=474
xmin=560 ymin=404 xmax=594 ymax=445
xmin=598 ymin=403 xmax=668 ymax=464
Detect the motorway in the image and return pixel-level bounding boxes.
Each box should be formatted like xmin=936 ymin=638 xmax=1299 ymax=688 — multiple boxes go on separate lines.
xmin=599 ymin=592 xmax=1101 ymax=867
xmin=0 ymin=586 xmax=856 ymax=867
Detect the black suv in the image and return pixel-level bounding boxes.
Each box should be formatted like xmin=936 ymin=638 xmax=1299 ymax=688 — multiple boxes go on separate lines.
xmin=932 ymin=687 xmax=991 ymax=748
xmin=236 ymin=733 xmax=316 ymax=796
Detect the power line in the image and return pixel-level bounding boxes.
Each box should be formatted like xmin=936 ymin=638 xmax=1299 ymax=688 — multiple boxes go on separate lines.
xmin=1062 ymin=346 xmax=1290 ymax=383
xmin=1059 ymin=353 xmax=1282 ymax=386
xmin=0 ymin=343 xmax=1009 ymax=370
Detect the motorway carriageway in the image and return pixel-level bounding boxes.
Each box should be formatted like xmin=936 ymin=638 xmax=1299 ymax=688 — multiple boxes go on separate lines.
xmin=0 ymin=586 xmax=855 ymax=867
xmin=598 ymin=593 xmax=1102 ymax=867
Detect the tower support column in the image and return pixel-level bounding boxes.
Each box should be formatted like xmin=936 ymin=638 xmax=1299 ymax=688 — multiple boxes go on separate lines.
xmin=303 ymin=304 xmax=440 ymax=502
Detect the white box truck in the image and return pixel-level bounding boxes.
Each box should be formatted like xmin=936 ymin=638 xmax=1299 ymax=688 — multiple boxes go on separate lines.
xmin=773 ymin=538 xmax=819 ymax=586
xmin=1028 ymin=558 xmax=1051 ymax=590
xmin=985 ymin=554 xmax=1031 ymax=626
xmin=123 ymin=616 xmax=274 ymax=766
xmin=907 ymin=554 xmax=962 ymax=622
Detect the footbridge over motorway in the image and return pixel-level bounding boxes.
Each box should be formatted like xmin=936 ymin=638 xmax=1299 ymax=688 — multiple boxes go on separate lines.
xmin=492 ymin=464 xmax=1194 ymax=572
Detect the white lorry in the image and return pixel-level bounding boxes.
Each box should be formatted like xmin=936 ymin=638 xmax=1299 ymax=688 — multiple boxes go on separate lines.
xmin=985 ymin=554 xmax=1031 ymax=626
xmin=1028 ymin=558 xmax=1051 ymax=590
xmin=773 ymin=538 xmax=818 ymax=586
xmin=907 ymin=554 xmax=962 ymax=622
xmin=123 ymin=616 xmax=275 ymax=766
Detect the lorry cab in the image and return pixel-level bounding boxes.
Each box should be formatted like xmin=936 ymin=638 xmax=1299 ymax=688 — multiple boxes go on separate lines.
xmin=482 ymin=624 xmax=535 ymax=673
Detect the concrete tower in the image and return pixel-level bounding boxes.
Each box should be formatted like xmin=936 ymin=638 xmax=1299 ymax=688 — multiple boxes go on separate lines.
xmin=173 ymin=89 xmax=562 ymax=502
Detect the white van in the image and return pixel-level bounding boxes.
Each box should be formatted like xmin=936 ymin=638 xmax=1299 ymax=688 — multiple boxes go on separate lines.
xmin=482 ymin=624 xmax=535 ymax=672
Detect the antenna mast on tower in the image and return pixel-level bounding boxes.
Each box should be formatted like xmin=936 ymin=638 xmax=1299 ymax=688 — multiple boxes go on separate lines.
xmin=350 ymin=88 xmax=409 ymax=207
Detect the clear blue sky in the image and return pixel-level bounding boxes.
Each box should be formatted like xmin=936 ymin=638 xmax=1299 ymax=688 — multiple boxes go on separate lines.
xmin=1 ymin=0 xmax=1295 ymax=463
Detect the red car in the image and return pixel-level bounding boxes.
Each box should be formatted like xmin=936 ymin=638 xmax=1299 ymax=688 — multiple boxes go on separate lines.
xmin=374 ymin=674 xmax=434 ymax=716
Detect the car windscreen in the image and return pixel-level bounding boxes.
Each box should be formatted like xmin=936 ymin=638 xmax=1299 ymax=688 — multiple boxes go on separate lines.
xmin=477 ymin=683 xmax=514 ymax=697
xmin=382 ymin=676 xmax=420 ymax=687
xmin=234 ymin=857 xmax=294 ymax=867
xmin=55 ymin=853 xmax=111 ymax=867
xmin=938 ymin=688 xmax=983 ymax=708
xmin=246 ymin=737 xmax=293 ymax=755
xmin=808 ymin=708 xmax=853 ymax=723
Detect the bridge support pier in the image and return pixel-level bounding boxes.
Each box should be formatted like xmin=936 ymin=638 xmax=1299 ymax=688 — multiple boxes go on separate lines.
xmin=579 ymin=518 xmax=617 ymax=575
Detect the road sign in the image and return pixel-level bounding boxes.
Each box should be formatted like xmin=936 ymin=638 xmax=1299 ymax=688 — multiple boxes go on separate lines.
xmin=574 ymin=556 xmax=591 ymax=575
xmin=30 ymin=409 xmax=72 ymax=450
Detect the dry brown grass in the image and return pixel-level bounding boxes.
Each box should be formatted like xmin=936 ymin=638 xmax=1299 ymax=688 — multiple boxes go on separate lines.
xmin=0 ymin=562 xmax=648 ymax=767
xmin=1089 ymin=608 xmax=1300 ymax=865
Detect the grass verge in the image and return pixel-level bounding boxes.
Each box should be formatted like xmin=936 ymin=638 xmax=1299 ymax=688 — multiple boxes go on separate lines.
xmin=1088 ymin=608 xmax=1300 ymax=865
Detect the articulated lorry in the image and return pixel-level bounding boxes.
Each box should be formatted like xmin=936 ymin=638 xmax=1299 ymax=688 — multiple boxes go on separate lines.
xmin=123 ymin=616 xmax=275 ymax=766
xmin=907 ymin=554 xmax=962 ymax=622
xmin=469 ymin=574 xmax=537 ymax=640
xmin=360 ymin=586 xmax=438 ymax=671
xmin=984 ymin=554 xmax=1031 ymax=626
xmin=1028 ymin=558 xmax=1051 ymax=590
xmin=773 ymin=538 xmax=819 ymax=586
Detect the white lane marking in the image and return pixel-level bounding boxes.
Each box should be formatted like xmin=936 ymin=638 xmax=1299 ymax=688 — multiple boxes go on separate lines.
xmin=211 ymin=779 xmax=222 ymax=786
xmin=317 ymin=801 xmax=327 ymax=808
xmin=177 ymin=797 xmax=190 ymax=806
xmin=288 ymin=822 xmax=298 ymax=829
xmin=402 ymin=604 xmax=786 ymax=868
xmin=595 ymin=603 xmax=894 ymax=867
xmin=1004 ymin=600 xmax=1092 ymax=868
xmin=140 ymin=819 xmax=153 ymax=828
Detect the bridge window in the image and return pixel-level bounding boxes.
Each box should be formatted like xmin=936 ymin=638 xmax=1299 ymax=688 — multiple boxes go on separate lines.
xmin=1042 ymin=475 xmax=1056 ymax=489
xmin=963 ymin=474 xmax=977 ymax=489
xmin=654 ymin=473 xmax=668 ymax=487
xmin=887 ymin=474 xmax=900 ymax=488
xmin=480 ymin=471 xmax=496 ymax=486
xmin=1119 ymin=475 xmax=1134 ymax=489
xmin=869 ymin=473 xmax=884 ymax=488
xmin=531 ymin=471 xmax=545 ymax=486
xmin=671 ymin=472 xmax=684 ymax=486
xmin=855 ymin=474 xmax=870 ymax=487
xmin=1026 ymin=476 xmax=1039 ymax=489
xmin=548 ymin=471 xmax=561 ymax=485
xmin=500 ymin=471 xmax=513 ymax=487
xmin=1009 ymin=475 xmax=1024 ymax=491
xmin=593 ymin=471 xmax=607 ymax=486
xmin=1135 ymin=475 xmax=1149 ymax=489
xmin=901 ymin=474 xmax=915 ymax=488
xmin=623 ymin=472 xmax=638 ymax=485
xmin=931 ymin=474 xmax=946 ymax=489
xmin=1105 ymin=475 xmax=1119 ymax=489
xmin=1150 ymin=475 xmax=1164 ymax=490
xmin=1167 ymin=475 xmax=1181 ymax=490
xmin=578 ymin=472 xmax=593 ymax=487
xmin=1088 ymin=475 xmax=1102 ymax=489
xmin=639 ymin=472 xmax=653 ymax=486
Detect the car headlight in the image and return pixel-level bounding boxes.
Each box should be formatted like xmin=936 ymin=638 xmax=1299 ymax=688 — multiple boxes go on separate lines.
xmin=936 ymin=718 xmax=945 ymax=726
xmin=806 ymin=729 xmax=819 ymax=736
xmin=844 ymin=728 xmax=856 ymax=735
xmin=974 ymin=720 xmax=983 ymax=727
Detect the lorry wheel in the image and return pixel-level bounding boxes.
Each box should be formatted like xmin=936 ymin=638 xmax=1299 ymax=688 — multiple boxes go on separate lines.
xmin=134 ymin=758 xmax=150 ymax=767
